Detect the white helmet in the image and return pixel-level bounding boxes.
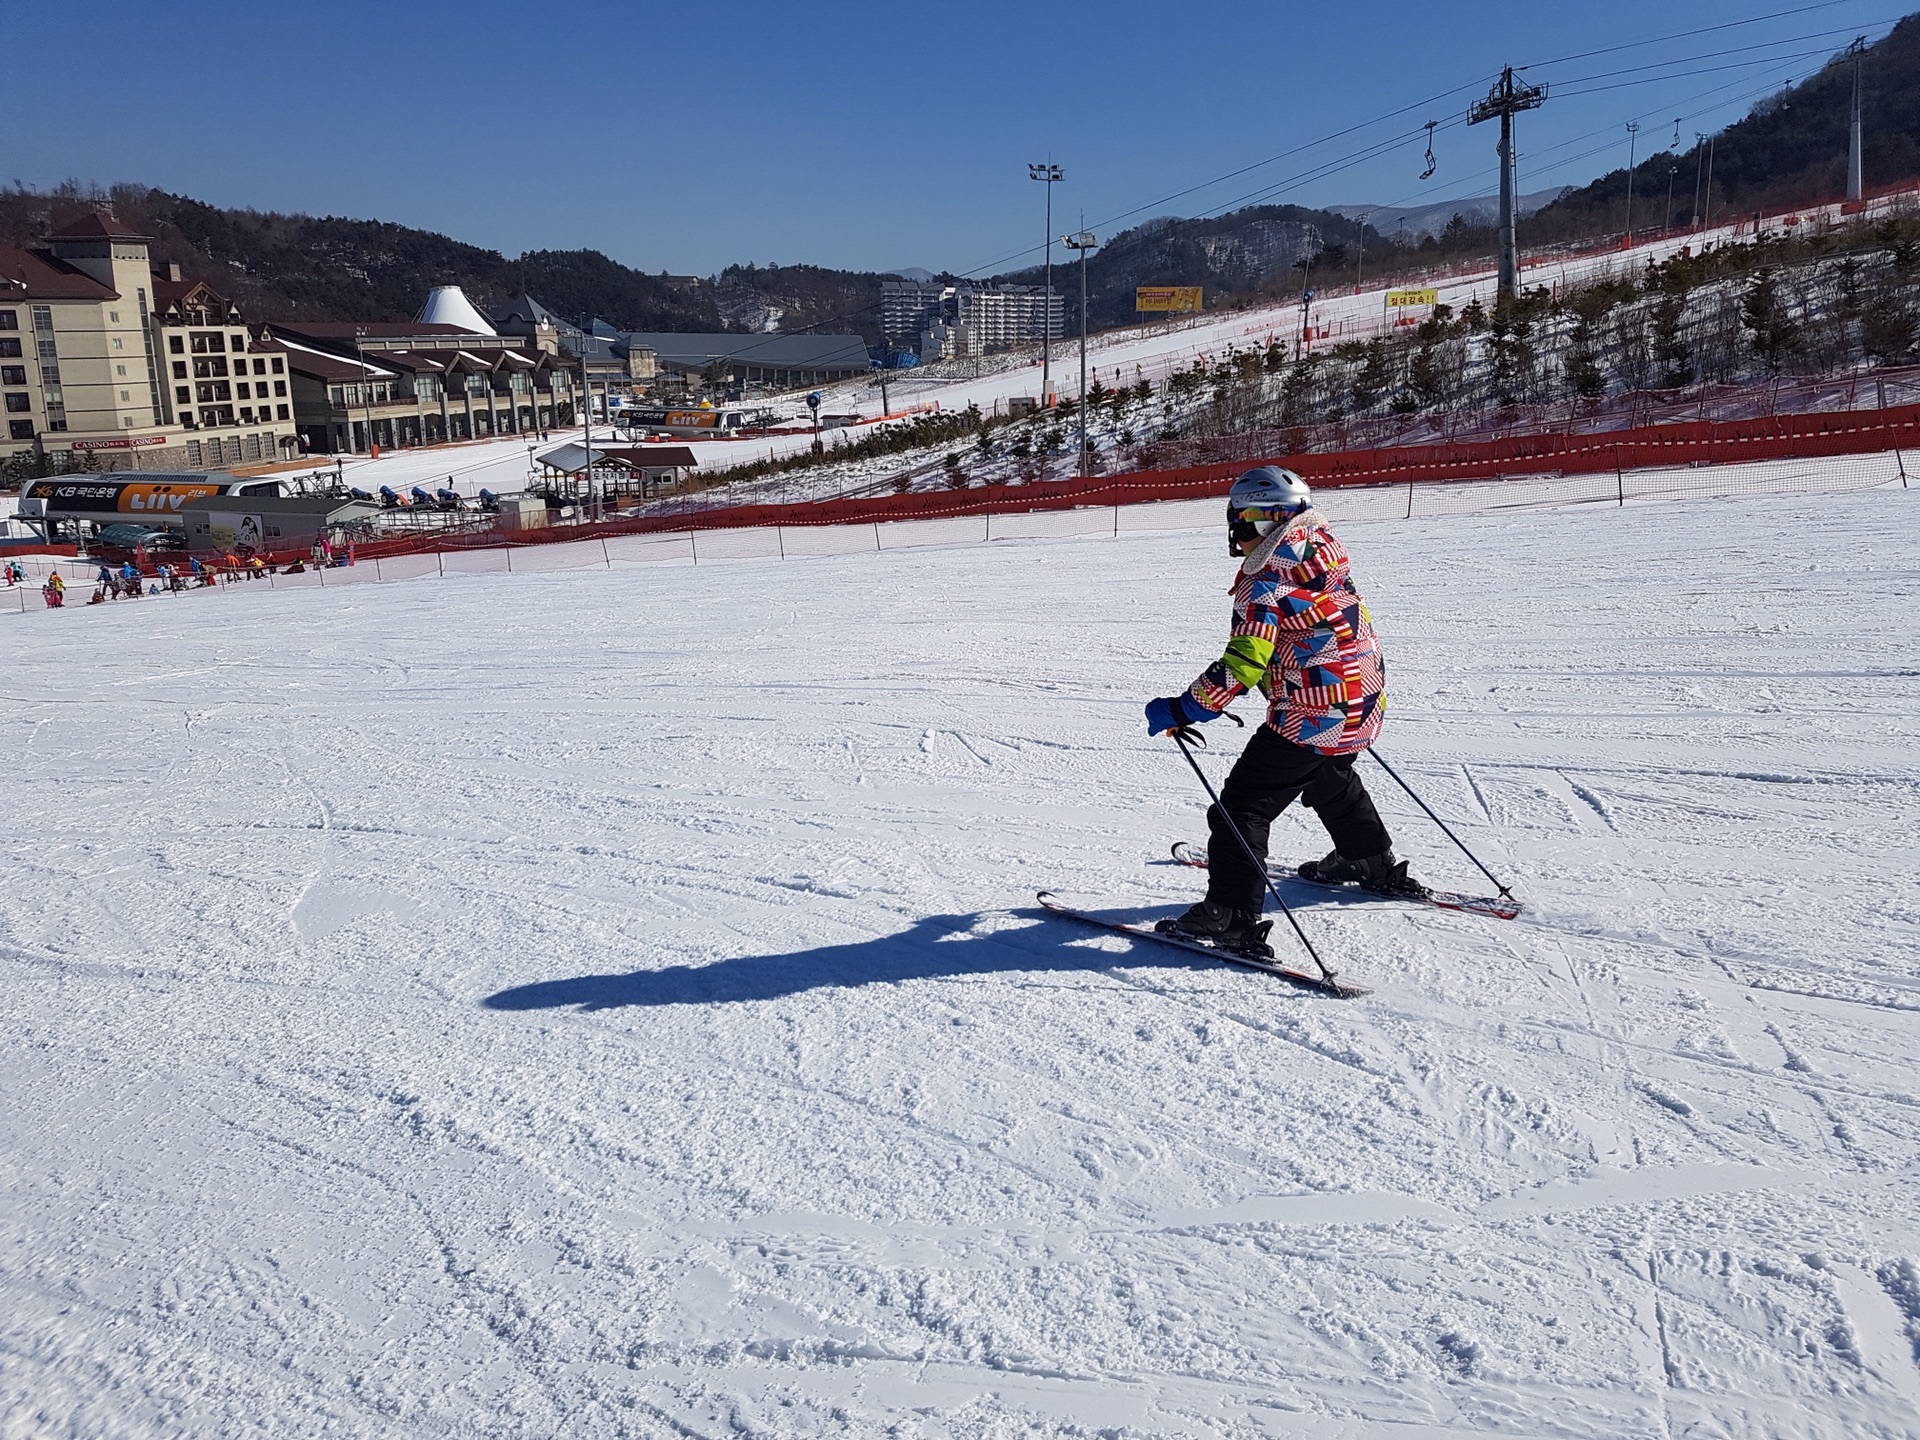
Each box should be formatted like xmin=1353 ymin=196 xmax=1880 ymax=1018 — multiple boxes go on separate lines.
xmin=1226 ymin=466 xmax=1310 ymax=552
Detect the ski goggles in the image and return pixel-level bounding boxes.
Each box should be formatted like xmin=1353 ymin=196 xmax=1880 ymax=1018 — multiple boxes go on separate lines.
xmin=1226 ymin=502 xmax=1296 ymax=551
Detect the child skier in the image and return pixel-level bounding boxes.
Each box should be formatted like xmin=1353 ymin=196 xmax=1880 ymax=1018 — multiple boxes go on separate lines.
xmin=1145 ymin=466 xmax=1424 ymax=955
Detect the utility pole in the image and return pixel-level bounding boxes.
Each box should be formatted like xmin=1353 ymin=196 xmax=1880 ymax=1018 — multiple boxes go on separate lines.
xmin=1665 ymin=158 xmax=1679 ymax=233
xmin=1029 ymin=163 xmax=1063 ymax=406
xmin=1356 ymin=211 xmax=1370 ymax=291
xmin=1847 ymin=35 xmax=1866 ymax=205
xmin=1064 ymin=230 xmax=1097 ymax=475
xmin=1467 ymin=66 xmax=1547 ymax=308
xmin=1623 ymin=121 xmax=1640 ymax=246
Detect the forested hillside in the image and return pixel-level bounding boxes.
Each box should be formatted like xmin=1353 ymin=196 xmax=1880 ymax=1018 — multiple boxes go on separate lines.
xmin=1529 ymin=16 xmax=1920 ymax=243
xmin=0 ymin=183 xmax=723 ymax=332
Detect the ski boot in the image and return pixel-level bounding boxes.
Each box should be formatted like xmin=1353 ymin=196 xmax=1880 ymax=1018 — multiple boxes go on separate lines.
xmin=1157 ymin=900 xmax=1275 ymax=959
xmin=1299 ymin=848 xmax=1430 ymax=900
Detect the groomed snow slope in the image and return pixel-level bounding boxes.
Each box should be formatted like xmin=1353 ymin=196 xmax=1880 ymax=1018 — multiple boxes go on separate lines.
xmin=5 ymin=488 xmax=1919 ymax=1438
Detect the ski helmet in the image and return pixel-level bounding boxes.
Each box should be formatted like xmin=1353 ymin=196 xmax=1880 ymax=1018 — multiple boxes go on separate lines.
xmin=1225 ymin=466 xmax=1310 ymax=552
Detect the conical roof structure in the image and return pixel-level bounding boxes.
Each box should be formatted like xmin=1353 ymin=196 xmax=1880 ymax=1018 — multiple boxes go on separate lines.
xmin=417 ymin=285 xmax=496 ymax=335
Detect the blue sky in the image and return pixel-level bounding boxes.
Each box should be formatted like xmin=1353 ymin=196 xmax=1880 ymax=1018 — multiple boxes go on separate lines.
xmin=11 ymin=0 xmax=1905 ymax=276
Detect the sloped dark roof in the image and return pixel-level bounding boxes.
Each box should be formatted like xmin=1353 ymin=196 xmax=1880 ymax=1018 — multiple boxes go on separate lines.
xmin=492 ymin=293 xmax=558 ymax=328
xmin=49 ymin=211 xmax=149 ymax=242
xmin=623 ymin=332 xmax=870 ymax=371
xmin=0 ymin=244 xmax=117 ymax=300
xmin=275 ymin=339 xmax=396 ymax=382
xmin=279 ymin=322 xmax=477 ymax=340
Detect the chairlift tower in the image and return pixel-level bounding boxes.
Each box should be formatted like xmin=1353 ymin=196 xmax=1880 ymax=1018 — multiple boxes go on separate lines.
xmin=1468 ymin=67 xmax=1546 ymax=307
xmin=1847 ymin=36 xmax=1866 ymax=205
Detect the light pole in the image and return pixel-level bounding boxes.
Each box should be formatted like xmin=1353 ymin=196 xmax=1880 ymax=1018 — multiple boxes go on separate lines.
xmin=353 ymin=327 xmax=377 ymax=457
xmin=580 ymin=339 xmax=592 ymax=522
xmin=1064 ymin=230 xmax=1097 ymax=475
xmin=1624 ymin=121 xmax=1640 ymax=245
xmin=1029 ymin=163 xmax=1063 ymax=406
xmin=1355 ymin=211 xmax=1370 ymax=291
xmin=1703 ymin=134 xmax=1717 ymax=231
xmin=1295 ymin=253 xmax=1316 ymax=360
xmin=1692 ymin=132 xmax=1707 ymax=230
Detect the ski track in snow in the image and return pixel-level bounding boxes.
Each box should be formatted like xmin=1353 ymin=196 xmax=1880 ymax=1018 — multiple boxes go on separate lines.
xmin=3 ymin=488 xmax=1919 ymax=1438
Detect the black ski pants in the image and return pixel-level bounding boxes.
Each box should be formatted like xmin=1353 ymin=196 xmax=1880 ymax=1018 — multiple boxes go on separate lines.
xmin=1205 ymin=725 xmax=1392 ymax=914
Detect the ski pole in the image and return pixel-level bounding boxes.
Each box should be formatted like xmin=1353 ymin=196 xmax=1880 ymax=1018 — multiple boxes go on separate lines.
xmin=1170 ymin=727 xmax=1340 ymax=988
xmin=1366 ymin=748 xmax=1516 ymax=903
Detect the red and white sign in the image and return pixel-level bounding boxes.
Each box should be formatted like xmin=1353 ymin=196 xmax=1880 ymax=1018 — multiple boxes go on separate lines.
xmin=70 ymin=435 xmax=169 ymax=451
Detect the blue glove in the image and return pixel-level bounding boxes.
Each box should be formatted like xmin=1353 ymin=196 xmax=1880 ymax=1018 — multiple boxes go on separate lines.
xmin=1145 ymin=694 xmax=1217 ymax=736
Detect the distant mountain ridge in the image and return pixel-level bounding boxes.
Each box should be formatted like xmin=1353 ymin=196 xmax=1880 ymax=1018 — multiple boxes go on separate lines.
xmin=1325 ymin=188 xmax=1567 ymax=241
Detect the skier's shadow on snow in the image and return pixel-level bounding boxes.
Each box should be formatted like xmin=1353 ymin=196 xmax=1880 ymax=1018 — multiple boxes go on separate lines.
xmin=482 ymin=907 xmax=1208 ymax=1012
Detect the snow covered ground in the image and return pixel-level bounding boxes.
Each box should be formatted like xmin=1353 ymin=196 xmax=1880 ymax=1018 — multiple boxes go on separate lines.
xmin=5 ymin=485 xmax=1919 ymax=1437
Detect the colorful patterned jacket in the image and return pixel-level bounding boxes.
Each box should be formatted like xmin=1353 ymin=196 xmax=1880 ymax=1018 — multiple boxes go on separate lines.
xmin=1186 ymin=507 xmax=1385 ymax=755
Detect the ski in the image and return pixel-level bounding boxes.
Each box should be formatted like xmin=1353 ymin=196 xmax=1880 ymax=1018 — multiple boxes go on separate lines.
xmin=1035 ymin=891 xmax=1370 ymax=998
xmin=1170 ymin=841 xmax=1521 ymax=920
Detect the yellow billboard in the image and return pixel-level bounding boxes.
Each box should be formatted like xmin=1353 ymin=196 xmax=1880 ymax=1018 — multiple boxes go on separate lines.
xmin=1136 ymin=286 xmax=1203 ymax=313
xmin=1385 ymin=288 xmax=1440 ymax=308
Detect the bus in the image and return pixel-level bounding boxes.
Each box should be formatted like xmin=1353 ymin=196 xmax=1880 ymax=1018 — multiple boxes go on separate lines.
xmin=15 ymin=472 xmax=285 ymax=546
xmin=619 ymin=407 xmax=753 ymax=438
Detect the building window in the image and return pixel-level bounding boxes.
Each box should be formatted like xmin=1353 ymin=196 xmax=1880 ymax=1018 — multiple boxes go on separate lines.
xmin=0 ymin=311 xmax=16 ymax=330
xmin=0 ymin=367 xmax=22 ymax=386
xmin=175 ymin=385 xmax=190 ymax=403
xmin=236 ymin=382 xmax=250 ymax=399
xmin=191 ymin=331 xmax=223 ymax=353
xmin=8 ymin=419 xmax=31 ymax=440
xmin=0 ymin=339 xmax=18 ymax=358
xmin=31 ymin=305 xmax=53 ymax=336
xmin=274 ymin=380 xmax=286 ymax=397
xmin=251 ymin=359 xmax=265 ymax=375
xmin=116 ymin=364 xmax=127 ymax=377
xmin=37 ymin=339 xmax=56 ymax=360
xmin=112 ymin=337 xmax=124 ymax=350
xmin=271 ymin=357 xmax=283 ymax=374
xmin=5 ymin=394 xmax=30 ymax=412
xmin=277 ymin=404 xmax=289 ymax=420
xmin=109 ymin=310 xmax=120 ymax=323
xmin=232 ymin=334 xmax=246 ymax=352
xmin=240 ymin=407 xmax=255 ymax=423
xmin=123 ymin=416 xmax=134 ymax=427
xmin=169 ymin=335 xmax=184 ymax=354
xmin=173 ymin=361 xmax=187 ymax=379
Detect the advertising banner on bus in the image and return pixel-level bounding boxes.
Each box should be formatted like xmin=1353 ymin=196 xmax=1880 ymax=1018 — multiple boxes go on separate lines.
xmin=20 ymin=478 xmax=224 ymax=517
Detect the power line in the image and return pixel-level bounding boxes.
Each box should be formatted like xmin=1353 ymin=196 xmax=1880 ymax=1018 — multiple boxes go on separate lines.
xmin=1539 ymin=19 xmax=1896 ymax=87
xmin=1519 ymin=0 xmax=1858 ymax=67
